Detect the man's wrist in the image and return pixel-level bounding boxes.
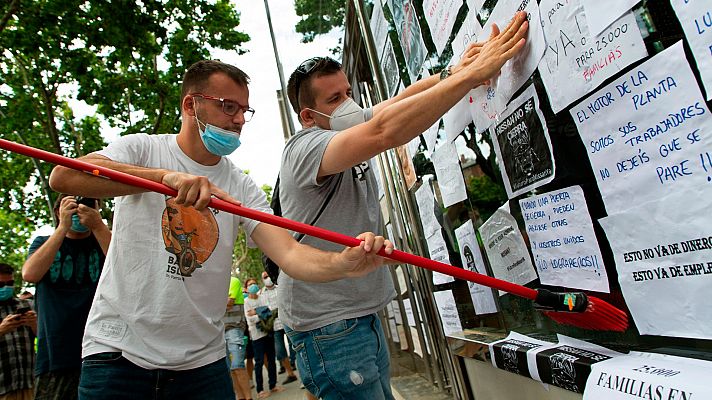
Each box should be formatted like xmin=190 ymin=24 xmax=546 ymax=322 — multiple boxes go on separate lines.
xmin=439 ymin=65 xmax=453 ymax=81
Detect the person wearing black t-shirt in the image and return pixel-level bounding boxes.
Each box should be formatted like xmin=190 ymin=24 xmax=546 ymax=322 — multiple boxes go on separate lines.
xmin=22 ymin=194 xmax=110 ymax=400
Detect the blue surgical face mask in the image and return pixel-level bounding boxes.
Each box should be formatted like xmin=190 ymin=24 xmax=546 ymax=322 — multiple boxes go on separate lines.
xmin=195 ymin=114 xmax=241 ymax=156
xmin=242 ymin=292 xmax=249 ymax=299
xmin=248 ymin=284 xmax=259 ymax=295
xmin=0 ymin=286 xmax=13 ymax=301
xmin=71 ymin=214 xmax=90 ymax=233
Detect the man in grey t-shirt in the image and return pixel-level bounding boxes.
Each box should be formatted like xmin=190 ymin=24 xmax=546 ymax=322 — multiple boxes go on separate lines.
xmin=279 ymin=13 xmax=529 ymax=400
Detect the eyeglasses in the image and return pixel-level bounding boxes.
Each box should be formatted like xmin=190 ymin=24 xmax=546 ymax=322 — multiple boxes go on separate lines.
xmin=293 ymin=57 xmax=341 ymax=108
xmin=0 ymin=280 xmax=14 ymax=288
xmin=191 ymin=93 xmax=255 ymax=122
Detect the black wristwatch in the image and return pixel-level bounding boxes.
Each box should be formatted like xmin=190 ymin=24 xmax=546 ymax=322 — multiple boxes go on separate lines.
xmin=440 ymin=66 xmax=452 ymax=81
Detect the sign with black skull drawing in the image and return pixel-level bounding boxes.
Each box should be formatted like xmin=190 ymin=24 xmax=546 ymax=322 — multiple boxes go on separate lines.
xmin=490 ymin=84 xmax=556 ymax=198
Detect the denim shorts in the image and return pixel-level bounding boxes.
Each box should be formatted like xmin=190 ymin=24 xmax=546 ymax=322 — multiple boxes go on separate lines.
xmin=225 ymin=327 xmax=246 ymax=370
xmin=285 ymin=314 xmax=394 ymax=400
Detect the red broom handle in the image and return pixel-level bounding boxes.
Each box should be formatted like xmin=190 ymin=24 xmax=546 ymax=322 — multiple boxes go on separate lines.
xmin=0 ymin=138 xmax=538 ymax=300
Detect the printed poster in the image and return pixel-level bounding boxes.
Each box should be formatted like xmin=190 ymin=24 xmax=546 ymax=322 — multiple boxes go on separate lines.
xmin=470 ymin=0 xmax=546 ymax=132
xmin=479 ymin=206 xmax=538 ymax=295
xmin=431 ymin=141 xmax=468 ymax=207
xmin=381 ymin=40 xmax=400 ymax=98
xmin=423 ymin=0 xmax=462 ymax=55
xmin=538 ymin=0 xmax=647 ymax=113
xmin=490 ymin=84 xmax=555 ymax=198
xmin=570 ymin=42 xmax=712 ymax=215
xmin=530 ymin=335 xmax=622 ymax=393
xmin=454 ymin=220 xmax=498 ymax=314
xmin=427 ymin=231 xmax=455 ymax=285
xmin=433 ymin=290 xmax=463 ymax=336
xmin=599 ymin=188 xmax=712 ymax=340
xmin=392 ymin=0 xmax=427 ymax=83
xmin=489 ymin=332 xmax=549 ymax=378
xmin=370 ymin=0 xmax=389 ymax=57
xmin=519 ymin=186 xmax=609 ymax=293
xmin=395 ymin=144 xmax=417 ymax=190
xmin=671 ymin=0 xmax=712 ymax=100
xmin=584 ymin=352 xmax=712 ymax=400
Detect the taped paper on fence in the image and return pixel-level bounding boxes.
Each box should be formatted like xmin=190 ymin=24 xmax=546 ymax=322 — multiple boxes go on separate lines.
xmin=538 ymin=0 xmax=647 ymax=113
xmin=671 ymin=0 xmax=712 ymax=101
xmin=455 ymin=220 xmax=498 ymax=314
xmin=584 ymin=352 xmax=712 ymax=400
xmin=490 ymin=83 xmax=555 ymax=198
xmin=570 ymin=41 xmax=712 ymax=215
xmin=599 ymin=188 xmax=712 ymax=340
xmin=528 ymin=335 xmax=622 ymax=393
xmin=519 ymin=185 xmax=609 ymax=293
xmin=434 ymin=290 xmax=463 ymax=336
xmin=489 ymin=332 xmax=549 ymax=378
xmin=479 ymin=206 xmax=538 ymax=295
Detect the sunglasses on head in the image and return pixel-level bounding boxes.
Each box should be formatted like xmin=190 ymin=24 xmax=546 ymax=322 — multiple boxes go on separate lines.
xmin=293 ymin=57 xmax=341 ymax=108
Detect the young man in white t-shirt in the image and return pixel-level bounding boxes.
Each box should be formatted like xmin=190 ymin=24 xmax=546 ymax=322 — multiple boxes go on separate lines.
xmin=48 ymin=60 xmax=393 ymax=400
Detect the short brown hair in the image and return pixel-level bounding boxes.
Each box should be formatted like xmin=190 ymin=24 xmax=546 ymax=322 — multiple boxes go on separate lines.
xmin=0 ymin=263 xmax=13 ymax=275
xmin=181 ymin=60 xmax=250 ymax=101
xmin=287 ymin=57 xmax=342 ymax=118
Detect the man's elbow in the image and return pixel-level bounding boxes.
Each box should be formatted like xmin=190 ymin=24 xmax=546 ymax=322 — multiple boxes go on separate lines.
xmin=49 ymin=165 xmax=70 ymax=193
xmin=21 ymin=266 xmax=42 ymax=283
xmin=370 ymin=116 xmax=401 ymax=151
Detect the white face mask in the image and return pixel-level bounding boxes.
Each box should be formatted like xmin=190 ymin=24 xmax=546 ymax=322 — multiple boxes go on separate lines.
xmin=308 ymin=98 xmax=365 ymax=131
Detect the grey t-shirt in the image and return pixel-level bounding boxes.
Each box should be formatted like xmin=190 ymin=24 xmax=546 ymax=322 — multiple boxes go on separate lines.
xmin=277 ymin=120 xmax=396 ymax=331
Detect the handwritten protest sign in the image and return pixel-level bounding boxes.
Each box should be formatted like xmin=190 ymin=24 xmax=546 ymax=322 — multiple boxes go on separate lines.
xmin=570 ymin=41 xmax=712 ymax=215
xmin=427 ymin=231 xmax=455 ymax=284
xmin=392 ymin=0 xmax=427 ymax=83
xmin=479 ymin=206 xmax=538 ymax=295
xmin=599 ymin=188 xmax=712 ymax=340
xmin=672 ymin=0 xmax=712 ymax=101
xmin=489 ymin=332 xmax=549 ymax=378
xmin=519 ymin=186 xmax=609 ymax=293
xmin=455 ymin=221 xmax=498 ymax=314
xmin=581 ymin=0 xmax=638 ymax=37
xmin=490 ymin=84 xmax=555 ymax=198
xmin=584 ymin=352 xmax=712 ymax=400
xmin=431 ymin=142 xmax=468 ymax=207
xmin=423 ymin=0 xmax=462 ymax=55
xmin=470 ymin=0 xmax=546 ymax=132
xmin=434 ymin=290 xmax=463 ymax=335
xmin=538 ymin=0 xmax=647 ymax=113
xmin=529 ymin=335 xmax=622 ymax=393
xmin=370 ymin=0 xmax=388 ymax=57
xmin=467 ymin=0 xmax=483 ymax=14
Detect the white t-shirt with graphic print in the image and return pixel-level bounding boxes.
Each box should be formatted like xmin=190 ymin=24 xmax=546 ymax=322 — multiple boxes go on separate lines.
xmin=82 ymin=133 xmax=272 ymax=370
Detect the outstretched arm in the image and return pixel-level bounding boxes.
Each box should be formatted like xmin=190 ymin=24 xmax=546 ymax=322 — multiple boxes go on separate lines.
xmin=318 ymin=11 xmax=529 ymax=179
xmin=22 ymin=196 xmax=74 ymax=282
xmin=250 ymin=223 xmax=394 ymax=282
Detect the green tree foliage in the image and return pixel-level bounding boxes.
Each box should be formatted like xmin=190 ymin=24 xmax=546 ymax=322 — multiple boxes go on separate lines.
xmin=0 ymin=0 xmax=249 ymax=283
xmin=294 ymin=0 xmax=345 ymax=43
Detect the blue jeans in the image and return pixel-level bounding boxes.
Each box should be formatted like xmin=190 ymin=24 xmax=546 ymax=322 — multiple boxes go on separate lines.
xmin=78 ymin=353 xmax=233 ymax=400
xmin=285 ymin=314 xmax=393 ymax=400
xmin=225 ymin=327 xmax=246 ymax=369
xmin=252 ymin=334 xmax=277 ymax=392
xmin=274 ymin=328 xmax=288 ymax=361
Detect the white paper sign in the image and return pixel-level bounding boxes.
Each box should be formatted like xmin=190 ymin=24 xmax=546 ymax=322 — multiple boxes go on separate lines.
xmin=519 ymin=186 xmax=609 ymax=293
xmin=490 ymin=84 xmax=555 ymax=198
xmin=403 ymin=298 xmax=416 ymax=327
xmin=381 ymin=40 xmax=400 ymax=98
xmin=424 ymin=120 xmax=440 ymax=150
xmin=538 ymin=0 xmax=647 ymax=113
xmin=599 ymin=189 xmax=712 ymax=340
xmin=427 ymin=231 xmax=455 ymax=284
xmin=672 ymin=0 xmax=712 ymax=101
xmin=584 ymin=352 xmax=712 ymax=400
xmin=470 ymin=0 xmax=546 ymax=132
xmin=392 ymin=300 xmax=403 ymax=325
xmin=392 ymin=0 xmax=428 ymax=83
xmin=415 ymin=179 xmax=441 ymax=237
xmin=444 ymin=8 xmax=482 ymax=140
xmin=455 ymin=221 xmax=498 ymax=314
xmin=581 ymin=0 xmax=639 ymax=37
xmin=479 ymin=207 xmax=538 ymax=295
xmin=570 ymin=42 xmax=712 ymax=215
xmin=423 ymin=0 xmax=461 ymax=55
xmin=489 ymin=332 xmax=549 ymax=377
xmin=407 ymin=135 xmax=421 ymax=157
xmin=431 ymin=142 xmax=468 ymax=207
xmin=388 ymin=317 xmax=400 ymax=343
xmin=433 ymin=290 xmax=463 ymax=336
xmin=370 ymin=0 xmax=389 ymax=57
xmin=467 ymin=0 xmax=483 ymax=13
